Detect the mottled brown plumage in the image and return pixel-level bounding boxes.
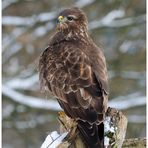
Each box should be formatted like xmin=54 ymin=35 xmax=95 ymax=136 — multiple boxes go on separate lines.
xmin=39 ymin=7 xmax=108 ymax=148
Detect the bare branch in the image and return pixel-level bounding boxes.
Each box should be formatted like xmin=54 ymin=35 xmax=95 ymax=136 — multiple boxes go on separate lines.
xmin=2 ymin=0 xmax=95 ymax=26
xmin=5 ymin=74 xmax=38 ymax=90
xmin=2 ymin=85 xmax=61 ymax=111
xmin=89 ymin=14 xmax=146 ymax=29
xmin=109 ymin=92 xmax=146 ymax=110
xmin=2 ymin=84 xmax=145 ymax=111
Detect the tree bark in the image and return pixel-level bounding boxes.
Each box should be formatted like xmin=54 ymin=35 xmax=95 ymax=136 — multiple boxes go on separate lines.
xmin=57 ymin=107 xmax=130 ymax=148
xmin=41 ymin=107 xmax=146 ymax=148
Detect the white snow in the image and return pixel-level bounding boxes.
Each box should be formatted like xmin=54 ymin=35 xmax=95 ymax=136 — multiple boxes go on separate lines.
xmin=2 ymin=16 xmax=35 ymax=26
xmin=109 ymin=92 xmax=146 ymax=110
xmin=104 ymin=136 xmax=110 ymax=148
xmin=89 ymin=9 xmax=125 ymax=29
xmin=41 ymin=131 xmax=68 ymax=148
xmin=5 ymin=74 xmax=38 ymax=90
xmin=104 ymin=117 xmax=116 ymax=147
xmin=128 ymin=115 xmax=146 ymax=123
xmin=2 ymin=83 xmax=146 ymax=111
xmin=75 ymin=0 xmax=95 ymax=8
xmin=104 ymin=117 xmax=111 ymax=132
xmin=2 ymin=85 xmax=61 ymax=111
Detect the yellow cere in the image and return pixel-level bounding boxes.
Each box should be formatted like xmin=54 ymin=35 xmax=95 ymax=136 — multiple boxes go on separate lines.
xmin=58 ymin=15 xmax=64 ymax=21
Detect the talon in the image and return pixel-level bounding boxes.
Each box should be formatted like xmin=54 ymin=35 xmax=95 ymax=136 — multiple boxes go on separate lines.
xmin=58 ymin=111 xmax=65 ymax=117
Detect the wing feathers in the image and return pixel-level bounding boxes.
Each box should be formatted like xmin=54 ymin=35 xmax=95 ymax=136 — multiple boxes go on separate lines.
xmin=39 ymin=44 xmax=108 ymax=124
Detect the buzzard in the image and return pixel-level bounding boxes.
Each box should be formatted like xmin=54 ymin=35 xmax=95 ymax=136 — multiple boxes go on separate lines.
xmin=39 ymin=7 xmax=108 ymax=148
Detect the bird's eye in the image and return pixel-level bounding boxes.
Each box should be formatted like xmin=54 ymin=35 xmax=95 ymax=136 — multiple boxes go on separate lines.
xmin=67 ymin=16 xmax=73 ymax=21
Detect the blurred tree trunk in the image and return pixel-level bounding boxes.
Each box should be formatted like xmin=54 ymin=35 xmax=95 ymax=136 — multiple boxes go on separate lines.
xmin=122 ymin=138 xmax=146 ymax=148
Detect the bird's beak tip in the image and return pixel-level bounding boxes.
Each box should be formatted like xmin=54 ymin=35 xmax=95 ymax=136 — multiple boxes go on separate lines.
xmin=58 ymin=16 xmax=64 ymax=22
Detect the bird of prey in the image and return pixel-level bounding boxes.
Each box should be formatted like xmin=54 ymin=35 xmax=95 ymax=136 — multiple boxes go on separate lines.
xmin=39 ymin=7 xmax=108 ymax=148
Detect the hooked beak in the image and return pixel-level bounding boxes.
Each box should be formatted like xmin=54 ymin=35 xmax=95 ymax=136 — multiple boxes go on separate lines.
xmin=57 ymin=15 xmax=68 ymax=31
xmin=58 ymin=16 xmax=65 ymax=23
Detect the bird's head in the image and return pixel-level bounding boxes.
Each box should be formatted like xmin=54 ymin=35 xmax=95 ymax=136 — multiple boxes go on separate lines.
xmin=56 ymin=7 xmax=88 ymax=34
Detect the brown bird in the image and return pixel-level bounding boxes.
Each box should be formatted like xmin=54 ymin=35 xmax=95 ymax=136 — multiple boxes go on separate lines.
xmin=39 ymin=7 xmax=108 ymax=148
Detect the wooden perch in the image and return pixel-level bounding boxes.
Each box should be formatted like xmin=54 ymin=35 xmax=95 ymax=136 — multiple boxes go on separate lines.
xmin=41 ymin=107 xmax=146 ymax=148
xmin=57 ymin=107 xmax=128 ymax=148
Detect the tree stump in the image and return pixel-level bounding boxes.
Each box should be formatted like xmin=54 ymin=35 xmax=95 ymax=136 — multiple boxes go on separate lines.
xmin=57 ymin=107 xmax=128 ymax=148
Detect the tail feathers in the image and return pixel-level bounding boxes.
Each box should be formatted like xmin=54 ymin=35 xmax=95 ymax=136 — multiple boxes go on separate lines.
xmin=77 ymin=120 xmax=104 ymax=148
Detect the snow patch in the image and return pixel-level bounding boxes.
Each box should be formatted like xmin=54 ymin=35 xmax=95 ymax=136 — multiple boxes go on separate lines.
xmin=41 ymin=131 xmax=68 ymax=148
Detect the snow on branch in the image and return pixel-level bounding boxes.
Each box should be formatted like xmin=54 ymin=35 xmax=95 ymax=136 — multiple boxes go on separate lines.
xmin=2 ymin=16 xmax=36 ymax=26
xmin=89 ymin=13 xmax=145 ymax=29
xmin=32 ymin=22 xmax=54 ymax=38
xmin=3 ymin=5 xmax=145 ymax=29
xmin=5 ymin=74 xmax=38 ymax=90
xmin=2 ymin=28 xmax=28 ymax=52
xmin=109 ymin=92 xmax=146 ymax=110
xmin=3 ymin=114 xmax=56 ymax=129
xmin=2 ymin=85 xmax=61 ymax=111
xmin=127 ymin=115 xmax=145 ymax=123
xmin=2 ymin=84 xmax=146 ymax=111
xmin=108 ymin=70 xmax=145 ymax=80
xmin=2 ymin=9 xmax=145 ymax=53
xmin=2 ymin=0 xmax=95 ymax=26
xmin=2 ymin=11 xmax=57 ymax=26
xmin=41 ymin=131 xmax=68 ymax=148
xmin=4 ymin=70 xmax=145 ymax=91
xmin=2 ymin=43 xmax=23 ymax=63
xmin=121 ymin=71 xmax=145 ymax=80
